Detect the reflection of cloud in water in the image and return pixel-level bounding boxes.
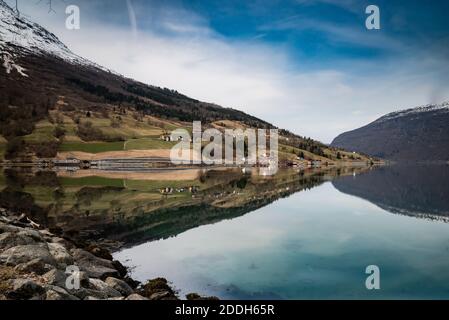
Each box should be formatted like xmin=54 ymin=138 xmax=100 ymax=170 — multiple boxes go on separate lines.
xmin=281 ymin=240 xmax=304 ymax=252
xmin=210 ymin=283 xmax=283 ymax=300
xmin=182 ymin=270 xmax=283 ymax=299
xmin=217 ymin=284 xmax=283 ymax=300
xmin=181 ymin=253 xmax=227 ymax=268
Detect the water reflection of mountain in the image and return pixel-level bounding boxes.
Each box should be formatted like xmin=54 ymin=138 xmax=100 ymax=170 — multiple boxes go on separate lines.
xmin=332 ymin=165 xmax=449 ymax=222
xmin=0 ymin=167 xmax=369 ymax=250
xmin=97 ymin=168 xmax=366 ymax=249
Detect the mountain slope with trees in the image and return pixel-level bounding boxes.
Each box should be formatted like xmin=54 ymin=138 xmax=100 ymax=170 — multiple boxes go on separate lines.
xmin=331 ymin=102 xmax=449 ymax=161
xmin=0 ymin=0 xmax=371 ymax=165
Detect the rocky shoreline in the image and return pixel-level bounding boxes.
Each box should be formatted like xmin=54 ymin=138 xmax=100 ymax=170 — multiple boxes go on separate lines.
xmin=0 ymin=208 xmax=216 ymax=301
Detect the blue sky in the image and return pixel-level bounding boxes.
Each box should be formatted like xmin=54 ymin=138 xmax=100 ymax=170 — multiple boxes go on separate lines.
xmin=8 ymin=0 xmax=449 ymax=142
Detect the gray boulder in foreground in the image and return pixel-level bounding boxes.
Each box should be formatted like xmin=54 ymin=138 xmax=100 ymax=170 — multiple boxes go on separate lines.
xmin=71 ymin=249 xmax=120 ymax=279
xmin=14 ymin=258 xmax=54 ymax=275
xmin=0 ymin=244 xmax=56 ymax=267
xmin=105 ymin=277 xmax=134 ymax=296
xmin=44 ymin=285 xmax=79 ymax=300
xmin=7 ymin=279 xmax=45 ymax=300
xmin=126 ymin=293 xmax=149 ymax=300
xmin=48 ymin=243 xmax=74 ymax=267
xmin=88 ymin=278 xmax=122 ymax=298
xmin=0 ymin=210 xmax=186 ymax=301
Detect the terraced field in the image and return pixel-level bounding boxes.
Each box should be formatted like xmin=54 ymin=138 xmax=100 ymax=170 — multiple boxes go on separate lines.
xmin=23 ymin=120 xmax=58 ymax=143
xmin=48 ymin=111 xmax=189 ymax=154
xmin=124 ymin=179 xmax=199 ymax=192
xmin=59 ymin=176 xmax=125 ymax=188
xmin=124 ymin=138 xmax=177 ymax=150
xmin=59 ymin=141 xmax=125 ymax=153
xmin=0 ymin=107 xmax=372 ymax=165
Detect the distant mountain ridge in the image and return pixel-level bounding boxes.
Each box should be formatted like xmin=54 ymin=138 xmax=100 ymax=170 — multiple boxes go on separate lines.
xmin=331 ymin=101 xmax=449 ymax=161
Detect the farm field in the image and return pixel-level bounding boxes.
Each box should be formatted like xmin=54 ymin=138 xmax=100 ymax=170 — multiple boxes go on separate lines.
xmin=124 ymin=138 xmax=177 ymax=150
xmin=59 ymin=141 xmax=125 ymax=153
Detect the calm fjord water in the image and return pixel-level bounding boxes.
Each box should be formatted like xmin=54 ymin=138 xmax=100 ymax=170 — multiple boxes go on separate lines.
xmin=1 ymin=165 xmax=449 ymax=299
xmin=115 ymin=165 xmax=449 ymax=299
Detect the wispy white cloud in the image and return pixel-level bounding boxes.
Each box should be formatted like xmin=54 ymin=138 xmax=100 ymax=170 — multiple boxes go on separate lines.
xmin=259 ymin=14 xmax=404 ymax=52
xmin=295 ymin=0 xmax=364 ymax=13
xmin=126 ymin=0 xmax=138 ymax=39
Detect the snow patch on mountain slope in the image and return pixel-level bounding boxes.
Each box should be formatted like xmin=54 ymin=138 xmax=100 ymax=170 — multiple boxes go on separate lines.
xmin=0 ymin=0 xmax=113 ymax=75
xmin=377 ymin=101 xmax=449 ymax=123
xmin=2 ymin=51 xmax=28 ymax=76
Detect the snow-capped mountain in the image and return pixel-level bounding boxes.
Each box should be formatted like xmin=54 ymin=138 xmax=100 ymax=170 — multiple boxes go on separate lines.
xmin=0 ymin=0 xmax=109 ymax=75
xmin=331 ymin=101 xmax=449 ymax=161
xmin=378 ymin=101 xmax=449 ymax=123
xmin=0 ymin=0 xmax=273 ymax=144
